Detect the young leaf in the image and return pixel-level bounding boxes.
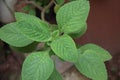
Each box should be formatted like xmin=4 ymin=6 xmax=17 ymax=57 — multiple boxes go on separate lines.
xmin=75 ymin=50 xmax=108 ymax=80
xmin=29 ymin=9 xmax=36 ymax=15
xmin=55 ymin=0 xmax=64 ymax=5
xmin=22 ymin=5 xmax=36 ymax=15
xmin=22 ymin=51 xmax=54 ymax=80
xmin=48 ymin=68 xmax=63 ymax=80
xmin=56 ymin=0 xmax=90 ymax=34
xmin=54 ymin=4 xmax=61 ymax=14
xmin=51 ymin=30 xmax=60 ymax=40
xmin=51 ymin=34 xmax=78 ymax=62
xmin=15 ymin=13 xmax=52 ymax=42
xmin=79 ymin=43 xmax=112 ymax=62
xmin=0 ymin=23 xmax=33 ymax=47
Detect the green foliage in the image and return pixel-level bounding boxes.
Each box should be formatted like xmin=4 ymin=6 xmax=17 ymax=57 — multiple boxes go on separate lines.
xmin=15 ymin=13 xmax=52 ymax=42
xmin=0 ymin=23 xmax=33 ymax=47
xmin=22 ymin=51 xmax=54 ymax=80
xmin=54 ymin=4 xmax=61 ymax=13
xmin=22 ymin=5 xmax=36 ymax=15
xmin=56 ymin=0 xmax=89 ymax=35
xmin=75 ymin=50 xmax=107 ymax=80
xmin=51 ymin=34 xmax=78 ymax=62
xmin=34 ymin=0 xmax=49 ymax=6
xmin=48 ymin=68 xmax=63 ymax=80
xmin=0 ymin=0 xmax=112 ymax=80
xmin=55 ymin=0 xmax=64 ymax=5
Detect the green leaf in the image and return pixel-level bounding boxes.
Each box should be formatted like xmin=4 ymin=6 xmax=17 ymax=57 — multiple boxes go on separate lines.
xmin=51 ymin=30 xmax=60 ymax=40
xmin=69 ymin=0 xmax=77 ymax=1
xmin=10 ymin=42 xmax=38 ymax=53
xmin=56 ymin=0 xmax=90 ymax=34
xmin=22 ymin=51 xmax=54 ymax=80
xmin=55 ymin=0 xmax=64 ymax=5
xmin=51 ymin=34 xmax=78 ymax=62
xmin=0 ymin=23 xmax=33 ymax=47
xmin=22 ymin=5 xmax=36 ymax=15
xmin=49 ymin=24 xmax=58 ymax=32
xmin=54 ymin=4 xmax=61 ymax=14
xmin=79 ymin=43 xmax=112 ymax=62
xmin=75 ymin=50 xmax=108 ymax=80
xmin=48 ymin=68 xmax=62 ymax=80
xmin=22 ymin=5 xmax=31 ymax=11
xmin=15 ymin=12 xmax=52 ymax=42
xmin=29 ymin=9 xmax=36 ymax=15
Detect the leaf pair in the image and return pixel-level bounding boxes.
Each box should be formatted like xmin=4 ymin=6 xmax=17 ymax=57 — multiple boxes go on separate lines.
xmin=50 ymin=0 xmax=90 ymax=62
xmin=51 ymin=34 xmax=78 ymax=62
xmin=75 ymin=44 xmax=112 ymax=80
xmin=56 ymin=0 xmax=90 ymax=37
xmin=0 ymin=13 xmax=51 ymax=47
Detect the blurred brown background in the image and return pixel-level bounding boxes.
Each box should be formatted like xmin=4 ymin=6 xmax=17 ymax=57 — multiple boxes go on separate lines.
xmin=76 ymin=0 xmax=120 ymax=55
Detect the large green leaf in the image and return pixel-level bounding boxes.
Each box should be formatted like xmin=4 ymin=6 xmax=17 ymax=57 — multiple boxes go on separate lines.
xmin=22 ymin=51 xmax=54 ymax=80
xmin=48 ymin=68 xmax=62 ymax=80
xmin=15 ymin=12 xmax=51 ymax=42
xmin=51 ymin=34 xmax=78 ymax=62
xmin=56 ymin=0 xmax=89 ymax=34
xmin=0 ymin=23 xmax=33 ymax=47
xmin=79 ymin=43 xmax=112 ymax=62
xmin=75 ymin=50 xmax=108 ymax=80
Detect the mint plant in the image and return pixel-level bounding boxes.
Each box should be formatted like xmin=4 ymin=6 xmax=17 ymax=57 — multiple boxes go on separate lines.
xmin=0 ymin=0 xmax=112 ymax=80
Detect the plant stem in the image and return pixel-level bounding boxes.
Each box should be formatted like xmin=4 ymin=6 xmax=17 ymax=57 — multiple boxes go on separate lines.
xmin=41 ymin=0 xmax=54 ymax=21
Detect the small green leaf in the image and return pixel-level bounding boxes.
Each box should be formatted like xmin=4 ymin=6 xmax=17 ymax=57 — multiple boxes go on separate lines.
xmin=22 ymin=5 xmax=31 ymax=11
xmin=51 ymin=34 xmax=78 ymax=62
xmin=22 ymin=5 xmax=36 ymax=15
xmin=29 ymin=9 xmax=36 ymax=15
xmin=22 ymin=51 xmax=54 ymax=80
xmin=48 ymin=68 xmax=63 ymax=80
xmin=56 ymin=0 xmax=90 ymax=34
xmin=69 ymin=0 xmax=77 ymax=1
xmin=51 ymin=30 xmax=60 ymax=40
xmin=79 ymin=43 xmax=112 ymax=62
xmin=49 ymin=24 xmax=58 ymax=32
xmin=10 ymin=42 xmax=38 ymax=53
xmin=15 ymin=12 xmax=52 ymax=42
xmin=55 ymin=0 xmax=64 ymax=5
xmin=54 ymin=4 xmax=61 ymax=14
xmin=0 ymin=23 xmax=33 ymax=47
xmin=75 ymin=50 xmax=108 ymax=80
